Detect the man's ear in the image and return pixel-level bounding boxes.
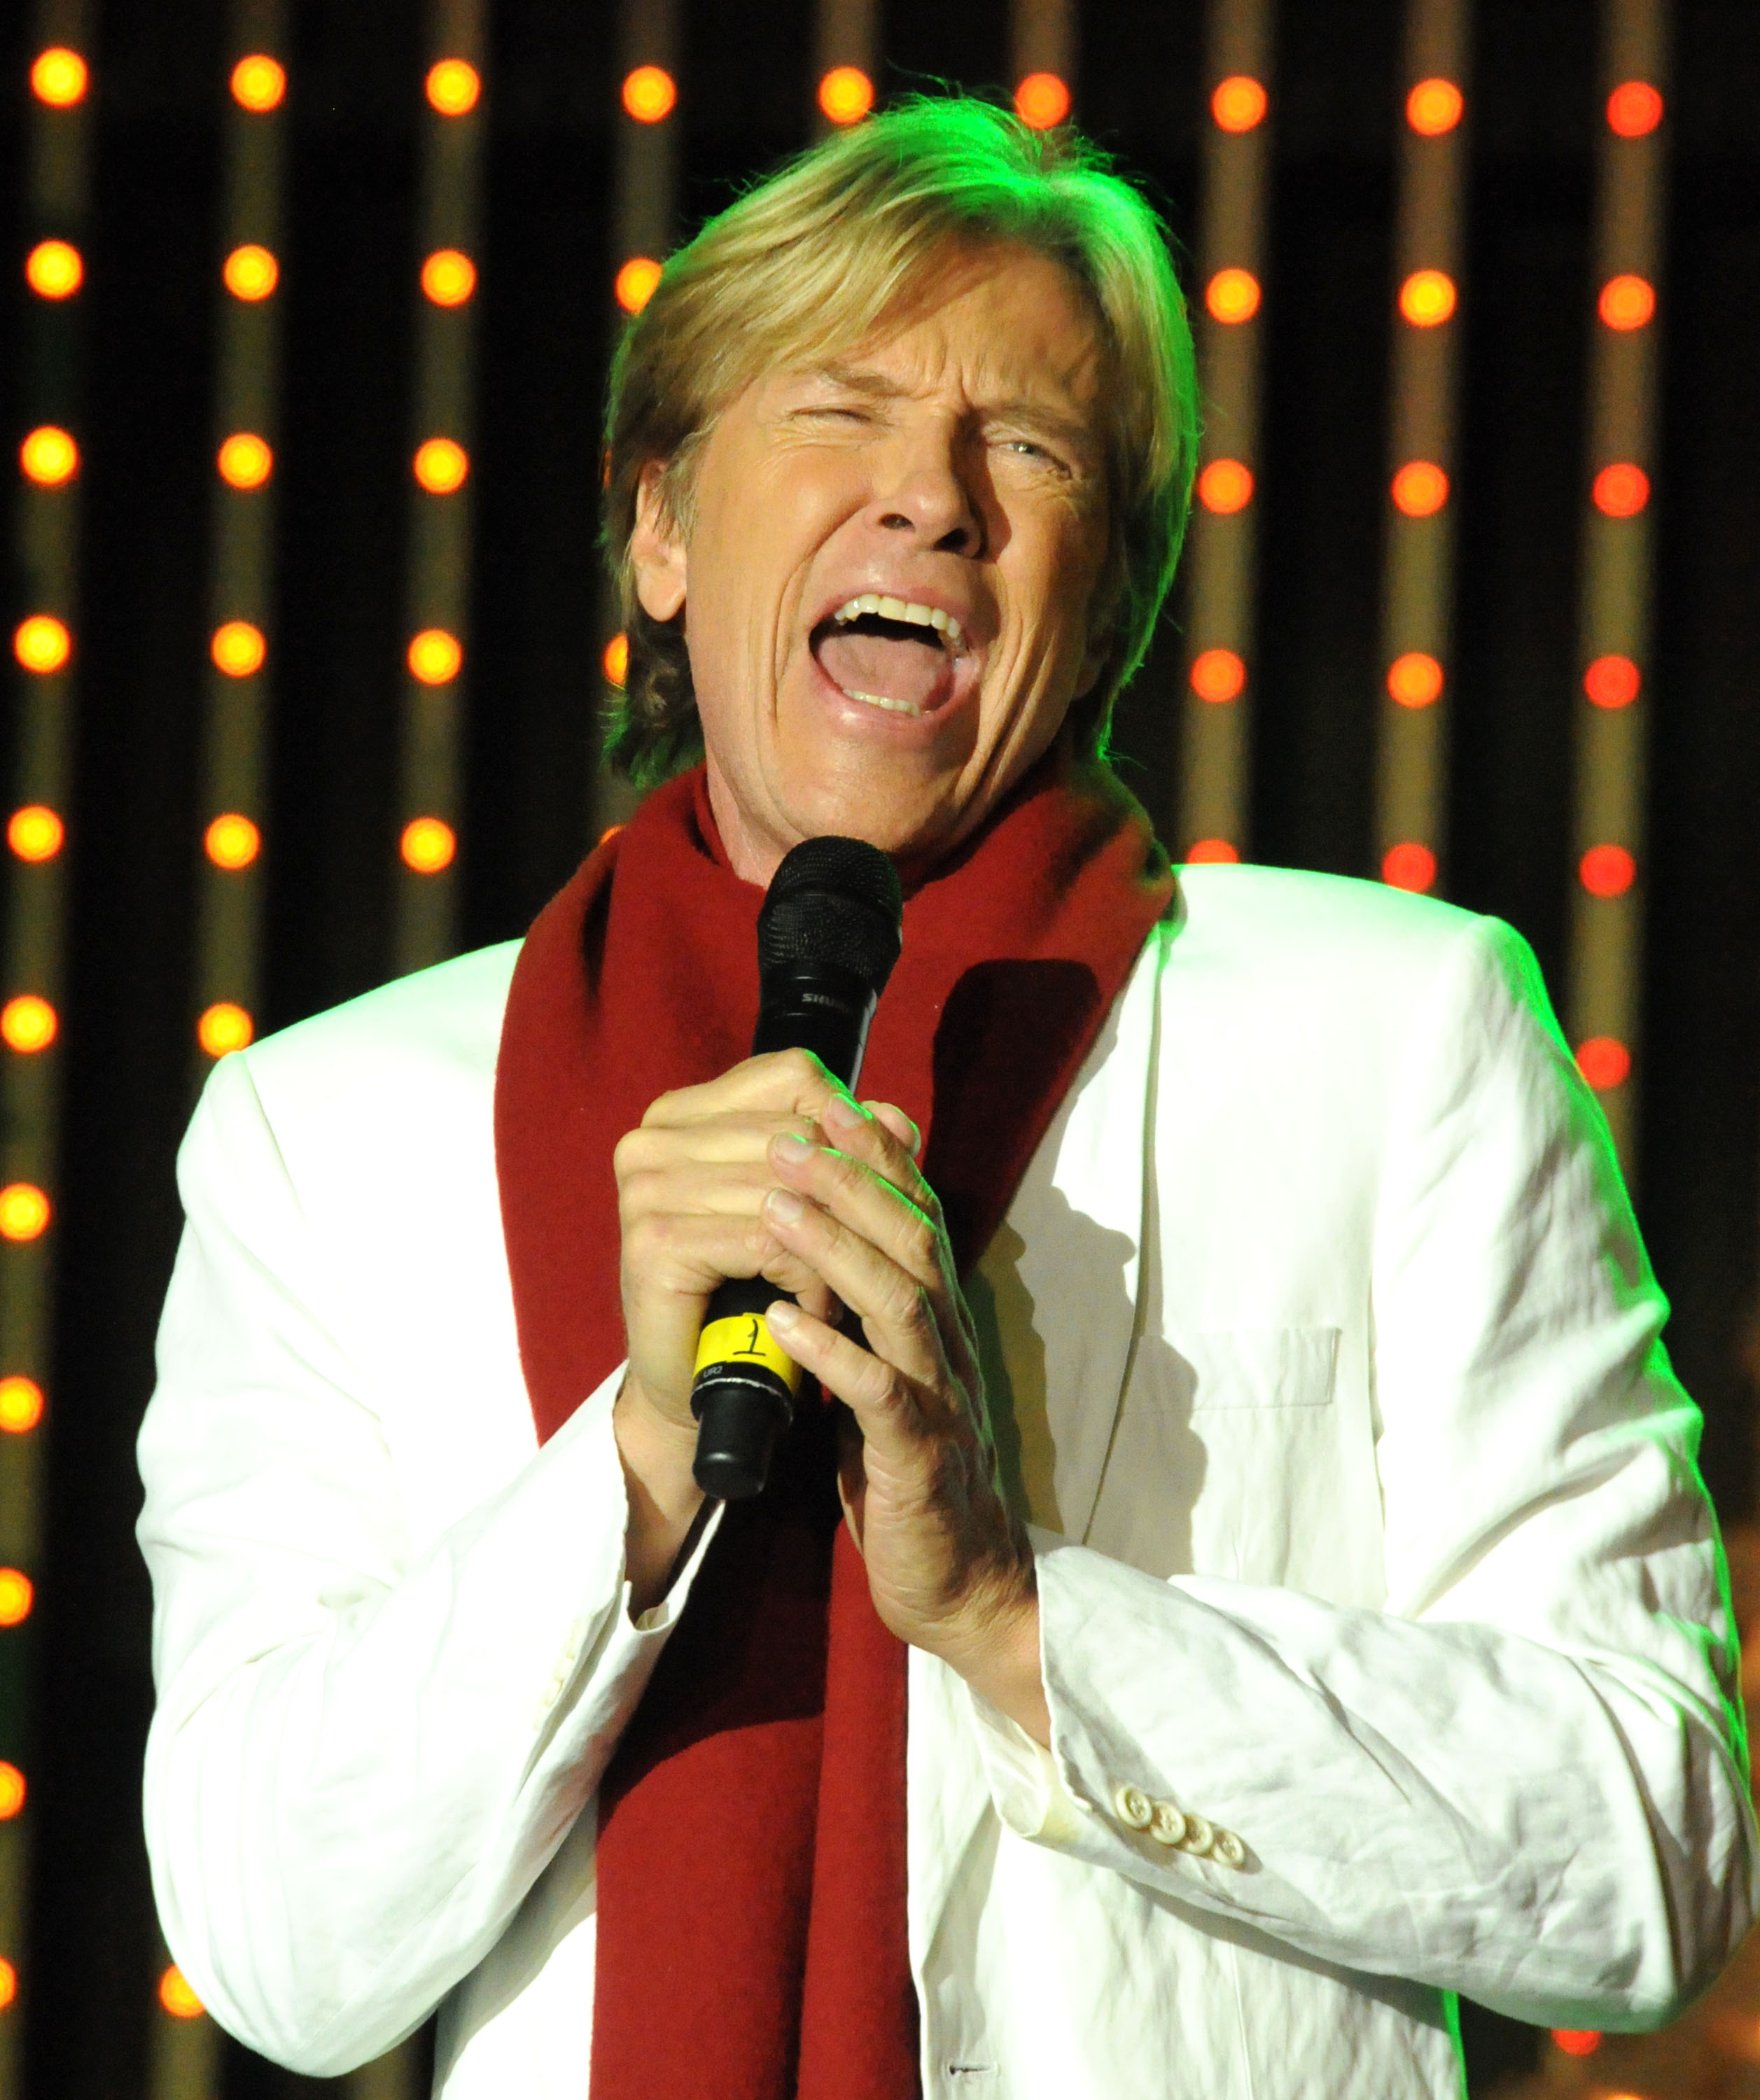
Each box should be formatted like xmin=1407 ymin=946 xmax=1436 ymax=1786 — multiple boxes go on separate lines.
xmin=630 ymin=461 xmax=688 ymax=622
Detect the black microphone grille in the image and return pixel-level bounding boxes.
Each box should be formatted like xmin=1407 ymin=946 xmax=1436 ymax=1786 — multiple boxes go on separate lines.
xmin=758 ymin=836 xmax=903 ymax=990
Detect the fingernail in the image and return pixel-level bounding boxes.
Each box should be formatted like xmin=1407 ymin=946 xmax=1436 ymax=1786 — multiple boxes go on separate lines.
xmin=823 ymin=1094 xmax=866 ymax=1129
xmin=766 ymin=1187 xmax=805 ymax=1223
xmin=773 ymin=1132 xmax=813 ymax=1161
xmin=767 ymin=1299 xmax=799 ymax=1330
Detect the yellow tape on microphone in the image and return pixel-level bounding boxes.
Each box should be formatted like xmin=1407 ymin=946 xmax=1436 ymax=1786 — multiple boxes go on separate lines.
xmin=692 ymin=1311 xmax=804 ymax=1395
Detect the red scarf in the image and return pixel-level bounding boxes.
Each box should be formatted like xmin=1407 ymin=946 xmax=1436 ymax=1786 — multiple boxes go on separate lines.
xmin=493 ymin=749 xmax=1171 ymax=2099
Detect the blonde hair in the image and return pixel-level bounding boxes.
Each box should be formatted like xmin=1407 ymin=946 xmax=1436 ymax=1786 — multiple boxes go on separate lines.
xmin=602 ymin=93 xmax=1199 ymax=782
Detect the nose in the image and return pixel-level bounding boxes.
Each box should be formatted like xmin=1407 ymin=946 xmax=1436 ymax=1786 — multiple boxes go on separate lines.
xmin=869 ymin=422 xmax=983 ymax=558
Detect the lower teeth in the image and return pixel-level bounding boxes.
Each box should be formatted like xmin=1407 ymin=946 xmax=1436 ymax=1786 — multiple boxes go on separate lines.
xmin=841 ymin=687 xmax=923 ymax=717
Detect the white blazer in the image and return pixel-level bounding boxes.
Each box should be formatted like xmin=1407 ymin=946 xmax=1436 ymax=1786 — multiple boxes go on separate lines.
xmin=137 ymin=863 xmax=1756 ymax=2099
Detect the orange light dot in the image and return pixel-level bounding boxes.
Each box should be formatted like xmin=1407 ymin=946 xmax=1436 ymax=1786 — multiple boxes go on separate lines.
xmin=32 ymin=47 xmax=88 ymax=105
xmin=1190 ymin=648 xmax=1246 ymax=703
xmin=1391 ymin=461 xmax=1448 ymax=517
xmin=1206 ymin=268 xmax=1261 ymax=326
xmin=1574 ymin=1039 xmax=1629 ymax=1091
xmin=407 ymin=629 xmax=462 ymax=685
xmin=1210 ymin=76 xmax=1266 ymax=132
xmin=0 ymin=1570 xmax=33 ymax=1626
xmin=1197 ymin=458 xmax=1254 ymax=514
xmin=0 ymin=1184 xmax=51 ymax=1238
xmin=1550 ymin=2029 xmax=1602 ymax=2057
xmin=622 ymin=64 xmax=676 ymax=123
xmin=1382 ymin=841 xmax=1437 ymax=892
xmin=401 ymin=817 xmax=456 ymax=874
xmin=230 ymin=55 xmax=286 ymax=111
xmin=1 ymin=998 xmax=57 ymax=1054
xmin=1399 ymin=269 xmax=1456 ymax=327
xmin=13 ymin=616 xmax=71 ymax=674
xmin=426 ymin=59 xmax=481 ymax=116
xmin=1387 ymin=652 xmax=1444 ymax=708
xmin=211 ymin=620 xmax=266 ymax=678
xmin=421 ymin=249 xmax=476 ymax=307
xmin=1406 ymin=78 xmax=1463 ymax=135
xmin=615 ymin=256 xmax=662 ymax=314
xmin=223 ymin=244 xmax=278 ymax=301
xmin=25 ymin=240 xmax=82 ymax=300
xmin=0 ymin=1961 xmax=14 ymax=2010
xmin=0 ymin=1765 xmax=25 ymax=1820
xmin=204 ymin=813 xmax=260 ymax=869
xmin=1580 ymin=844 xmax=1635 ymax=898
xmin=1607 ymin=83 xmax=1662 ymax=138
xmin=217 ymin=433 xmax=272 ymax=489
xmin=1599 ymin=273 xmax=1654 ymax=331
xmin=1185 ymin=839 xmax=1240 ymax=864
xmin=1015 ymin=73 xmax=1070 ymax=130
xmin=1584 ymin=654 xmax=1641 ymax=709
xmin=603 ymin=632 xmax=629 ymax=688
xmin=197 ymin=1003 xmax=253 ymax=1058
xmin=20 ymin=426 xmax=78 ymax=486
xmin=0 ymin=1379 xmax=45 ymax=1434
xmin=160 ymin=1966 xmax=204 ymax=2020
xmin=818 ymin=66 xmax=874 ymax=126
xmin=414 ymin=438 xmax=468 ymax=493
xmin=8 ymin=808 xmax=62 ymax=863
xmin=1593 ymin=463 xmax=1649 ymax=517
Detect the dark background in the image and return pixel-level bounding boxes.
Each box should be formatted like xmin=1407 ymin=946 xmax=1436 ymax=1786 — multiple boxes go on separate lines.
xmin=2 ymin=0 xmax=1757 ymax=2092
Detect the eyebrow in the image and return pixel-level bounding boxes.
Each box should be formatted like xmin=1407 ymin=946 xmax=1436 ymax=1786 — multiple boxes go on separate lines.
xmin=802 ymin=362 xmax=1103 ymax=466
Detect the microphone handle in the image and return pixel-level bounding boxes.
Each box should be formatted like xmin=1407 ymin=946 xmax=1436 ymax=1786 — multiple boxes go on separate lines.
xmin=690 ymin=962 xmax=877 ymax=1500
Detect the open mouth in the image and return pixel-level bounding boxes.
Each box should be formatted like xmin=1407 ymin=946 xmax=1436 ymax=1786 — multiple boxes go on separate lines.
xmin=810 ymin=594 xmax=968 ymax=719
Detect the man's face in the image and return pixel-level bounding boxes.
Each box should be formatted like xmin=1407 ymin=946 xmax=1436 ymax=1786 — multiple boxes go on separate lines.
xmin=631 ymin=246 xmax=1114 ymax=884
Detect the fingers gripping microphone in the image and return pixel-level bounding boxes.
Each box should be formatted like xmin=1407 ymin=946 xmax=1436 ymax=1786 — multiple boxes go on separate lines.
xmin=690 ymin=837 xmax=904 ymax=1500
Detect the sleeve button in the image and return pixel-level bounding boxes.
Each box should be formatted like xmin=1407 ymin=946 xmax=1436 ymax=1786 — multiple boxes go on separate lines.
xmin=1178 ymin=1814 xmax=1215 ymax=1856
xmin=1112 ymin=1782 xmax=1154 ymax=1830
xmin=1213 ymin=1828 xmax=1248 ymax=1869
xmin=1147 ymin=1800 xmax=1188 ymax=1847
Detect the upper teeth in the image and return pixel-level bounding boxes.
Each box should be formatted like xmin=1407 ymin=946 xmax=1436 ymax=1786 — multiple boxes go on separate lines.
xmin=832 ymin=594 xmax=963 ymax=646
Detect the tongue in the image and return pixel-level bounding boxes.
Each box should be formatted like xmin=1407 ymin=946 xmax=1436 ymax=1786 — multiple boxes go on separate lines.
xmin=816 ymin=630 xmax=953 ymax=713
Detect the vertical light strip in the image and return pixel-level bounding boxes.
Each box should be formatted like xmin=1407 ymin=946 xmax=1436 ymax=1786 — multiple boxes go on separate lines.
xmin=0 ymin=9 xmax=92 ymax=2083
xmin=392 ymin=0 xmax=487 ymax=979
xmin=1010 ymin=0 xmax=1075 ymax=130
xmin=813 ymin=0 xmax=878 ymax=133
xmin=1375 ymin=0 xmax=1471 ymax=899
xmin=1176 ymin=0 xmax=1273 ymax=865
xmin=1567 ymin=0 xmax=1668 ymax=1174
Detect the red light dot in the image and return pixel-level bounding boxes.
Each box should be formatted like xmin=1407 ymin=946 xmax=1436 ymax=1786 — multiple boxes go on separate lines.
xmin=1196 ymin=459 xmax=1254 ymax=514
xmin=1185 ymin=839 xmax=1239 ymax=864
xmin=1206 ymin=269 xmax=1261 ymax=325
xmin=1584 ymin=655 xmax=1640 ymax=708
xmin=1382 ymin=842 xmax=1437 ymax=892
xmin=1190 ymin=648 xmax=1245 ymax=703
xmin=1406 ymin=78 xmax=1463 ymax=136
xmin=1551 ymin=2029 xmax=1602 ymax=2057
xmin=1014 ymin=73 xmax=1070 ymax=130
xmin=1607 ymin=83 xmax=1662 ymax=138
xmin=622 ymin=66 xmax=676 ymax=124
xmin=1580 ymin=844 xmax=1635 ymax=897
xmin=1210 ymin=76 xmax=1266 ymax=132
xmin=1387 ymin=652 xmax=1444 ymax=708
xmin=1391 ymin=461 xmax=1448 ymax=517
xmin=1593 ymin=463 xmax=1649 ymax=517
xmin=1599 ymin=274 xmax=1655 ymax=331
xmin=1574 ymin=1040 xmax=1629 ymax=1091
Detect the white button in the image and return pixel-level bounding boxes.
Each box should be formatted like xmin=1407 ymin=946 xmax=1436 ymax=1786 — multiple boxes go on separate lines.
xmin=1213 ymin=1828 xmax=1247 ymax=1869
xmin=1112 ymin=1782 xmax=1154 ymax=1830
xmin=1147 ymin=1800 xmax=1187 ymax=1847
xmin=1178 ymin=1814 xmax=1214 ymax=1856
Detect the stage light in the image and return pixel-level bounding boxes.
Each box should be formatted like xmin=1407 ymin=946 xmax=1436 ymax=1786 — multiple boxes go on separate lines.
xmin=622 ymin=65 xmax=676 ymax=123
xmin=1186 ymin=839 xmax=1239 ymax=864
xmin=401 ymin=818 xmax=456 ymax=874
xmin=1585 ymin=654 xmax=1640 ymax=708
xmin=25 ymin=240 xmax=82 ymax=300
xmin=1382 ymin=841 xmax=1436 ymax=892
xmin=1399 ymin=270 xmax=1455 ymax=327
xmin=0 ymin=1961 xmax=15 ymax=2011
xmin=1599 ymin=273 xmax=1654 ymax=331
xmin=218 ymin=433 xmax=272 ymax=489
xmin=1391 ymin=461 xmax=1448 ymax=516
xmin=224 ymin=244 xmax=278 ymax=300
xmin=1593 ymin=463 xmax=1649 ymax=517
xmin=1580 ymin=844 xmax=1635 ymax=897
xmin=31 ymin=48 xmax=87 ymax=106
xmin=0 ymin=1765 xmax=25 ymax=1820
xmin=414 ymin=438 xmax=468 ymax=492
xmin=426 ymin=59 xmax=480 ymax=115
xmin=160 ymin=1966 xmax=204 ymax=2019
xmin=0 ymin=1380 xmax=44 ymax=1434
xmin=818 ymin=66 xmax=874 ymax=126
xmin=408 ymin=629 xmax=461 ymax=685
xmin=0 ymin=1571 xmax=33 ymax=1626
xmin=197 ymin=1003 xmax=253 ymax=1058
xmin=8 ymin=808 xmax=62 ymax=862
xmin=205 ymin=814 xmax=260 ymax=869
xmin=1607 ymin=83 xmax=1662 ymax=138
xmin=1 ymin=998 xmax=57 ymax=1054
xmin=1406 ymin=78 xmax=1463 ymax=135
xmin=1387 ymin=652 xmax=1444 ymax=708
xmin=20 ymin=426 xmax=78 ymax=485
xmin=13 ymin=616 xmax=71 ymax=674
xmin=1210 ymin=76 xmax=1266 ymax=132
xmin=602 ymin=632 xmax=629 ymax=687
xmin=422 ymin=249 xmax=475 ymax=306
xmin=230 ymin=55 xmax=286 ymax=111
xmin=1190 ymin=648 xmax=1245 ymax=703
xmin=1205 ymin=269 xmax=1260 ymax=325
xmin=615 ymin=257 xmax=662 ymax=314
xmin=1197 ymin=459 xmax=1253 ymax=514
xmin=1575 ymin=1038 xmax=1629 ymax=1091
xmin=1015 ymin=74 xmax=1070 ymax=130
xmin=211 ymin=620 xmax=266 ymax=678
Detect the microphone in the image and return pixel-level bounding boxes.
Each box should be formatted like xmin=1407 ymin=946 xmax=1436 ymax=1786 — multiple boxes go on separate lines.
xmin=690 ymin=836 xmax=904 ymax=1501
